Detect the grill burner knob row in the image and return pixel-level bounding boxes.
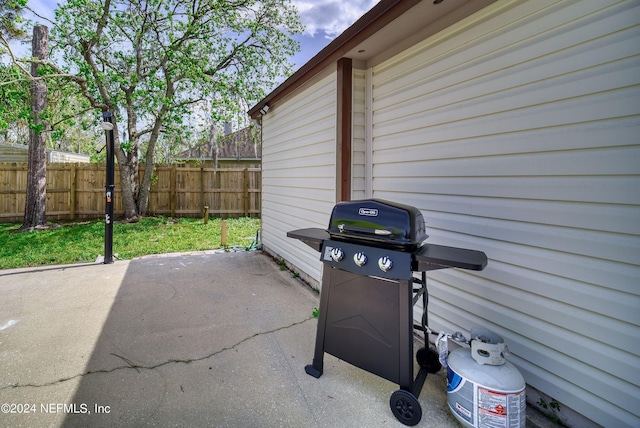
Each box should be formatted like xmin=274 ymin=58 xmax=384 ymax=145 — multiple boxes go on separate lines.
xmin=354 ymin=252 xmax=368 ymax=267
xmin=330 ymin=247 xmax=345 ymax=262
xmin=378 ymin=256 xmax=393 ymax=272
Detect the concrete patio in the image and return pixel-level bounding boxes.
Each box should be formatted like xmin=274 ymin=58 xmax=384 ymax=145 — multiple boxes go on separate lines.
xmin=0 ymin=251 xmax=553 ymax=427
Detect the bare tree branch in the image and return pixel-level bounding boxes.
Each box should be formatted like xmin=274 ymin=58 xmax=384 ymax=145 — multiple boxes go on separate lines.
xmin=48 ymin=106 xmax=95 ymax=129
xmin=24 ymin=5 xmax=56 ymax=27
xmin=0 ymin=32 xmax=33 ymax=77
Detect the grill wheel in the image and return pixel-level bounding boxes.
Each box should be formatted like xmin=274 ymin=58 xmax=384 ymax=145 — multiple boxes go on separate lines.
xmin=390 ymin=389 xmax=422 ymax=426
xmin=417 ymin=347 xmax=442 ymax=373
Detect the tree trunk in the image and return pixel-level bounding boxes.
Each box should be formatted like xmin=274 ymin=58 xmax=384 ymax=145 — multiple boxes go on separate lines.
xmin=21 ymin=25 xmax=48 ymax=231
xmin=135 ymin=101 xmax=169 ymax=217
xmin=113 ymin=137 xmax=139 ymax=221
xmin=137 ymin=155 xmax=154 ymax=217
xmin=136 ymin=120 xmax=164 ymax=217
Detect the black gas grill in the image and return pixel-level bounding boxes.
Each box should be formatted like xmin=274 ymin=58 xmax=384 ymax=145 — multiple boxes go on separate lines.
xmin=327 ymin=199 xmax=428 ymax=251
xmin=287 ymin=199 xmax=487 ymax=426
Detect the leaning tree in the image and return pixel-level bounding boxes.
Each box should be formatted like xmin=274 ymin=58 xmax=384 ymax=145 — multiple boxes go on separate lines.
xmin=20 ymin=25 xmax=48 ymax=230
xmin=1 ymin=1 xmax=50 ymax=229
xmin=52 ymin=0 xmax=302 ymax=220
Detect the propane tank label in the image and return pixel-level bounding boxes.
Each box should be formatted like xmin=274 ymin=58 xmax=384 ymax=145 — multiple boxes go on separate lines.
xmin=478 ymin=387 xmax=526 ymax=427
xmin=448 ymin=366 xmax=526 ymax=428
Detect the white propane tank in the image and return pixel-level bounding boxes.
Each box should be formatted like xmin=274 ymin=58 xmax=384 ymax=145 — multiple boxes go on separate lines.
xmin=447 ymin=347 xmax=526 ymax=428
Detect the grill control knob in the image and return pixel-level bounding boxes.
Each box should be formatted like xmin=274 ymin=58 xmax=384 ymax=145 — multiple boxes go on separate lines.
xmin=354 ymin=252 xmax=368 ymax=267
xmin=378 ymin=256 xmax=393 ymax=272
xmin=330 ymin=247 xmax=344 ymax=262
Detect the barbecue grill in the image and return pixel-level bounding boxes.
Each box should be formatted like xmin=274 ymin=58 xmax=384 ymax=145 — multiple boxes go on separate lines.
xmin=287 ymin=199 xmax=488 ymax=426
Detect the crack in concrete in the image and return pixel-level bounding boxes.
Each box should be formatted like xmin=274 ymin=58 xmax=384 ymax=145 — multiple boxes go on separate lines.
xmin=0 ymin=316 xmax=314 ymax=391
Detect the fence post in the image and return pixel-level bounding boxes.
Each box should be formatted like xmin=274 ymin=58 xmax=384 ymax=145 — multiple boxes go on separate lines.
xmin=215 ymin=168 xmax=220 ymax=216
xmin=170 ymin=165 xmax=176 ymax=217
xmin=70 ymin=164 xmax=77 ymax=220
xmin=243 ymin=167 xmax=249 ymax=217
xmin=200 ymin=167 xmax=205 ymax=216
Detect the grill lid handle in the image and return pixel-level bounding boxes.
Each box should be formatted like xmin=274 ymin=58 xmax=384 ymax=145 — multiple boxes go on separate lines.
xmin=337 ymin=224 xmax=394 ymax=237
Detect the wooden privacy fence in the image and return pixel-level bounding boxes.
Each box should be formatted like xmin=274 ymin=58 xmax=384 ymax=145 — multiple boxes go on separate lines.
xmin=0 ymin=163 xmax=261 ymax=223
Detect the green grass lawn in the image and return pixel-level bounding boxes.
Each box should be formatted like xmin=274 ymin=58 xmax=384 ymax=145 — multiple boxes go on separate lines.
xmin=0 ymin=216 xmax=261 ymax=270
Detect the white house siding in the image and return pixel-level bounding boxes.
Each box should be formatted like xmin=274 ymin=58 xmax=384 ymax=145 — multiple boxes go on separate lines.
xmin=352 ymin=68 xmax=367 ymax=200
xmin=0 ymin=144 xmax=90 ymax=163
xmin=261 ymin=70 xmax=337 ymax=286
xmin=48 ymin=150 xmax=90 ymax=163
xmin=369 ymin=0 xmax=640 ymax=426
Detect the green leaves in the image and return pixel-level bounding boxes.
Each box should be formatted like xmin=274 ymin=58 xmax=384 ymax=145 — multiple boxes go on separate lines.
xmin=52 ymin=0 xmax=302 ymax=126
xmin=0 ymin=63 xmax=98 ymax=151
xmin=0 ymin=0 xmax=28 ymax=38
xmin=119 ymin=139 xmax=132 ymax=154
xmin=3 ymin=0 xmax=303 ymax=217
xmin=0 ymin=64 xmax=29 ymax=133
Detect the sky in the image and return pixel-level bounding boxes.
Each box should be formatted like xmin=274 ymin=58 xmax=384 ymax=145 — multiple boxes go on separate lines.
xmin=290 ymin=0 xmax=380 ymax=67
xmin=18 ymin=0 xmax=381 ymax=70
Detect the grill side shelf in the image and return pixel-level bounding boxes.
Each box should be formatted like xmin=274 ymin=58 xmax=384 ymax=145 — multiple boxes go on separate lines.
xmin=286 ymin=228 xmax=328 ymax=252
xmin=413 ymin=244 xmax=487 ymax=272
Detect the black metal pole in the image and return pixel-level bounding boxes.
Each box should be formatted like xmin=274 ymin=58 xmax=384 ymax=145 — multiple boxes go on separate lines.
xmin=103 ymin=111 xmax=115 ymax=264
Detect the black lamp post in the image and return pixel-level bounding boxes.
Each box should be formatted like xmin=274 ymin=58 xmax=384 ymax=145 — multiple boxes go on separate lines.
xmin=101 ymin=111 xmax=115 ymax=264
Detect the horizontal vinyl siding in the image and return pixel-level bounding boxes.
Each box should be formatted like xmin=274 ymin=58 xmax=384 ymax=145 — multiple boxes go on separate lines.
xmin=261 ymin=71 xmax=337 ymax=285
xmin=352 ymin=69 xmax=367 ymax=200
xmin=371 ymin=0 xmax=640 ymax=426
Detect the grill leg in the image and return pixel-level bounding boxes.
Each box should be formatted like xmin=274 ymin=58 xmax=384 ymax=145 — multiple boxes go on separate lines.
xmin=411 ymin=367 xmax=429 ymax=398
xmin=398 ymin=278 xmax=415 ymax=391
xmin=305 ymin=266 xmax=333 ymax=378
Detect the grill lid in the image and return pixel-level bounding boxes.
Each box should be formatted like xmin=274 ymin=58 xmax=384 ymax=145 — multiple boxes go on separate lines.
xmin=327 ymin=199 xmax=427 ymax=250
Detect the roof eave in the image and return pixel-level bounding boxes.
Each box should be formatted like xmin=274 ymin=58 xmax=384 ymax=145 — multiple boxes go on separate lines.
xmin=248 ymin=0 xmax=419 ymax=119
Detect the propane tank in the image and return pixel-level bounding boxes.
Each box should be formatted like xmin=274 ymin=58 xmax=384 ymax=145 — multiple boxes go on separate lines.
xmin=445 ymin=329 xmax=526 ymax=428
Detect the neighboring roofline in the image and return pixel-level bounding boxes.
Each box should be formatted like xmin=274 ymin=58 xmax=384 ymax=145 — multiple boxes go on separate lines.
xmin=248 ymin=0 xmax=420 ymax=119
xmin=0 ymin=142 xmax=91 ymax=162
